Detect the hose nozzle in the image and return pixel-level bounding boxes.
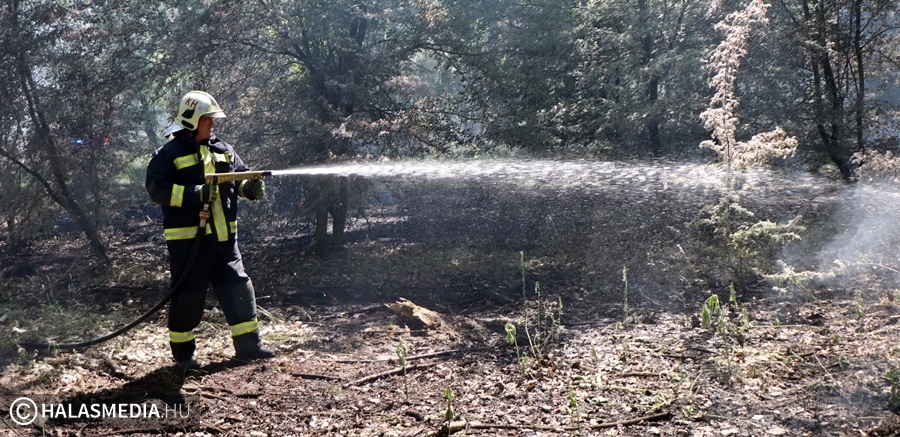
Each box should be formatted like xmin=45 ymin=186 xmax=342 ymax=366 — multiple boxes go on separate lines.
xmin=205 ymin=170 xmax=273 ymax=184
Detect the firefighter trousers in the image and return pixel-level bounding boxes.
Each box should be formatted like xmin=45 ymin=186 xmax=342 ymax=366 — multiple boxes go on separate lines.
xmin=166 ymin=239 xmax=261 ymax=362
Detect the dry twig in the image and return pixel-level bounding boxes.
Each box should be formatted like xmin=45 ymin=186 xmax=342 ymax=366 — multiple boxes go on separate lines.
xmin=343 ymin=362 xmax=438 ymax=388
xmin=291 ymin=372 xmax=343 ymax=381
xmin=326 ymin=347 xmax=491 ymax=363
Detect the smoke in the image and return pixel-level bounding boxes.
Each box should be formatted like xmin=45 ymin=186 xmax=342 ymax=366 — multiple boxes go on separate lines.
xmin=804 ymin=184 xmax=900 ymax=290
xmin=816 ymin=183 xmax=900 ymax=288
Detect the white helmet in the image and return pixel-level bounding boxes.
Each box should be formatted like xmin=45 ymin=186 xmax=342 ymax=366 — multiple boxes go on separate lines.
xmin=163 ymin=90 xmax=226 ymax=136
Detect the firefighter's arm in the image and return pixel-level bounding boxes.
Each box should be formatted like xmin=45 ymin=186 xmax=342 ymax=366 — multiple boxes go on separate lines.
xmin=145 ymin=151 xmax=211 ymax=209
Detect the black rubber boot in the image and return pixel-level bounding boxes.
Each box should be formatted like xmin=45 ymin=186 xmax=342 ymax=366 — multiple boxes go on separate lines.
xmin=175 ymin=359 xmax=201 ymax=372
xmin=233 ymin=331 xmax=275 ymax=360
xmin=171 ymin=338 xmax=201 ymax=372
xmin=170 ymin=337 xmax=195 ymax=356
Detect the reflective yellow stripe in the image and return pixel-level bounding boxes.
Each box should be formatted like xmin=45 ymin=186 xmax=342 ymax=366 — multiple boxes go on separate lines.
xmin=164 ymin=226 xmax=198 ymax=241
xmin=165 ymin=224 xmax=214 ymax=241
xmin=230 ymin=319 xmax=259 ymax=337
xmin=229 ymin=221 xmax=238 ymax=234
xmin=170 ymin=184 xmax=185 ymax=207
xmin=201 ymin=147 xmax=230 ymax=242
xmin=211 ymin=151 xmax=231 ymax=164
xmin=201 ymin=147 xmax=213 ymax=174
xmin=169 ymin=330 xmax=195 ymax=343
xmin=163 ymin=225 xmax=213 ymax=241
xmin=173 ymin=154 xmax=199 ymax=170
xmin=212 ymin=197 xmax=228 ymax=242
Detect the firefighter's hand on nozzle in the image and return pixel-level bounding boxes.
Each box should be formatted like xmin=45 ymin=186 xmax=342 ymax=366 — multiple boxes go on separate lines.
xmin=241 ymin=179 xmax=265 ymax=200
xmin=198 ymin=184 xmax=219 ymax=204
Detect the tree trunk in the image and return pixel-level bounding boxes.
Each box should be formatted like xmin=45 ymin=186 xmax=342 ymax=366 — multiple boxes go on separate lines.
xmin=21 ymin=74 xmax=109 ymax=261
xmin=311 ymin=175 xmax=349 ymax=256
xmin=802 ymin=0 xmax=854 ymax=180
xmin=852 ymin=0 xmax=864 ymax=152
xmin=11 ymin=3 xmax=108 ymax=262
xmin=638 ymin=0 xmax=661 ymax=155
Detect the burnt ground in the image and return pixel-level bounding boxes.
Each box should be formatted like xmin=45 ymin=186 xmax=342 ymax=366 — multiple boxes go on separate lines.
xmin=3 ymin=160 xmax=900 ymax=436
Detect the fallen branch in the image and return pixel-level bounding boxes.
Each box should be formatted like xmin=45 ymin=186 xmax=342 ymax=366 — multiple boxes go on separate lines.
xmin=327 ymin=347 xmax=492 ymax=363
xmin=291 ymin=372 xmax=343 ymax=381
xmin=615 ymin=371 xmax=664 ymax=378
xmin=197 ymin=391 xmax=229 ymax=401
xmin=868 ymin=323 xmax=900 ymax=337
xmin=588 ymin=411 xmax=672 ymax=429
xmin=442 ymin=411 xmax=672 ymax=434
xmin=183 ymin=383 xmax=260 ymax=399
xmin=813 ymin=354 xmax=837 ymax=385
xmin=605 ymin=385 xmax=660 ymax=395
xmin=343 ymin=362 xmax=438 ymax=388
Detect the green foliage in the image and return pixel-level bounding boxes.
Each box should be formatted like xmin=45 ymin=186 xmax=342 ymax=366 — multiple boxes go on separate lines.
xmin=442 ymin=387 xmax=456 ymax=422
xmin=396 ymin=337 xmax=409 ymax=396
xmin=699 ymin=284 xmax=753 ymax=382
xmin=516 ymin=252 xmax=563 ymax=364
xmin=622 ymin=266 xmax=630 ymax=324
xmin=702 ymin=284 xmax=750 ymax=333
xmin=767 ymin=263 xmax=833 ymax=297
xmin=729 ymin=283 xmax=750 ymax=328
xmin=0 ymin=2 xmax=178 ymax=260
xmin=439 ymin=2 xmax=582 ymax=151
xmin=396 ymin=337 xmax=408 ymax=369
xmin=701 ymin=294 xmax=720 ymax=330
xmin=567 ymin=388 xmax=578 ymax=416
xmin=504 ymin=320 xmax=526 ymax=375
xmin=730 ymin=216 xmax=804 ymax=260
xmin=692 ymin=193 xmax=804 ymax=284
xmin=573 ymin=0 xmax=717 ymax=153
xmin=3 ymin=0 xmax=900 ymax=263
xmin=887 ymin=369 xmax=900 ymax=410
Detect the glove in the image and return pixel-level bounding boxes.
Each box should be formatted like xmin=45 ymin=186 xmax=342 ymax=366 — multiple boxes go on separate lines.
xmin=198 ymin=184 xmax=219 ymax=204
xmin=241 ymin=179 xmax=266 ymax=200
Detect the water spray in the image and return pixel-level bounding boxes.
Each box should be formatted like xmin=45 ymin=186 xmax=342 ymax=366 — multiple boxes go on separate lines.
xmin=204 ymin=168 xmax=354 ymax=183
xmin=16 ymin=159 xmax=832 ymax=351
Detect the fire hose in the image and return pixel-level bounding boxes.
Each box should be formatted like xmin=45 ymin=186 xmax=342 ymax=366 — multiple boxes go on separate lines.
xmin=17 ymin=171 xmax=273 ymax=351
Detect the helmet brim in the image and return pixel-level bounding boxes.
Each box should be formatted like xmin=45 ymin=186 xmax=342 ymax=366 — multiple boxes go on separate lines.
xmin=163 ymin=122 xmax=184 ymax=137
xmin=163 ymin=111 xmax=226 ymax=136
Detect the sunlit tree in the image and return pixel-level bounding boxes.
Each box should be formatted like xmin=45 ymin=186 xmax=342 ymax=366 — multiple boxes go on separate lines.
xmin=700 ymin=0 xmax=797 ymax=169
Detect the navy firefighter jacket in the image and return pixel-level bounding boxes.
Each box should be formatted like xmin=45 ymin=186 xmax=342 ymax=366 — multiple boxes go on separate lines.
xmin=145 ymin=134 xmax=253 ymax=245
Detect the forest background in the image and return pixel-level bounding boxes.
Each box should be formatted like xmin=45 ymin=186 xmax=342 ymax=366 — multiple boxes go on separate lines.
xmin=6 ymin=1 xmax=900 ymax=435
xmin=2 ymin=0 xmax=900 ymax=257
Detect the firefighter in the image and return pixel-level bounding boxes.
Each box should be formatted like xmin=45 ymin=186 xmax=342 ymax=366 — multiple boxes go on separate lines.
xmin=145 ymin=90 xmax=274 ymax=371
